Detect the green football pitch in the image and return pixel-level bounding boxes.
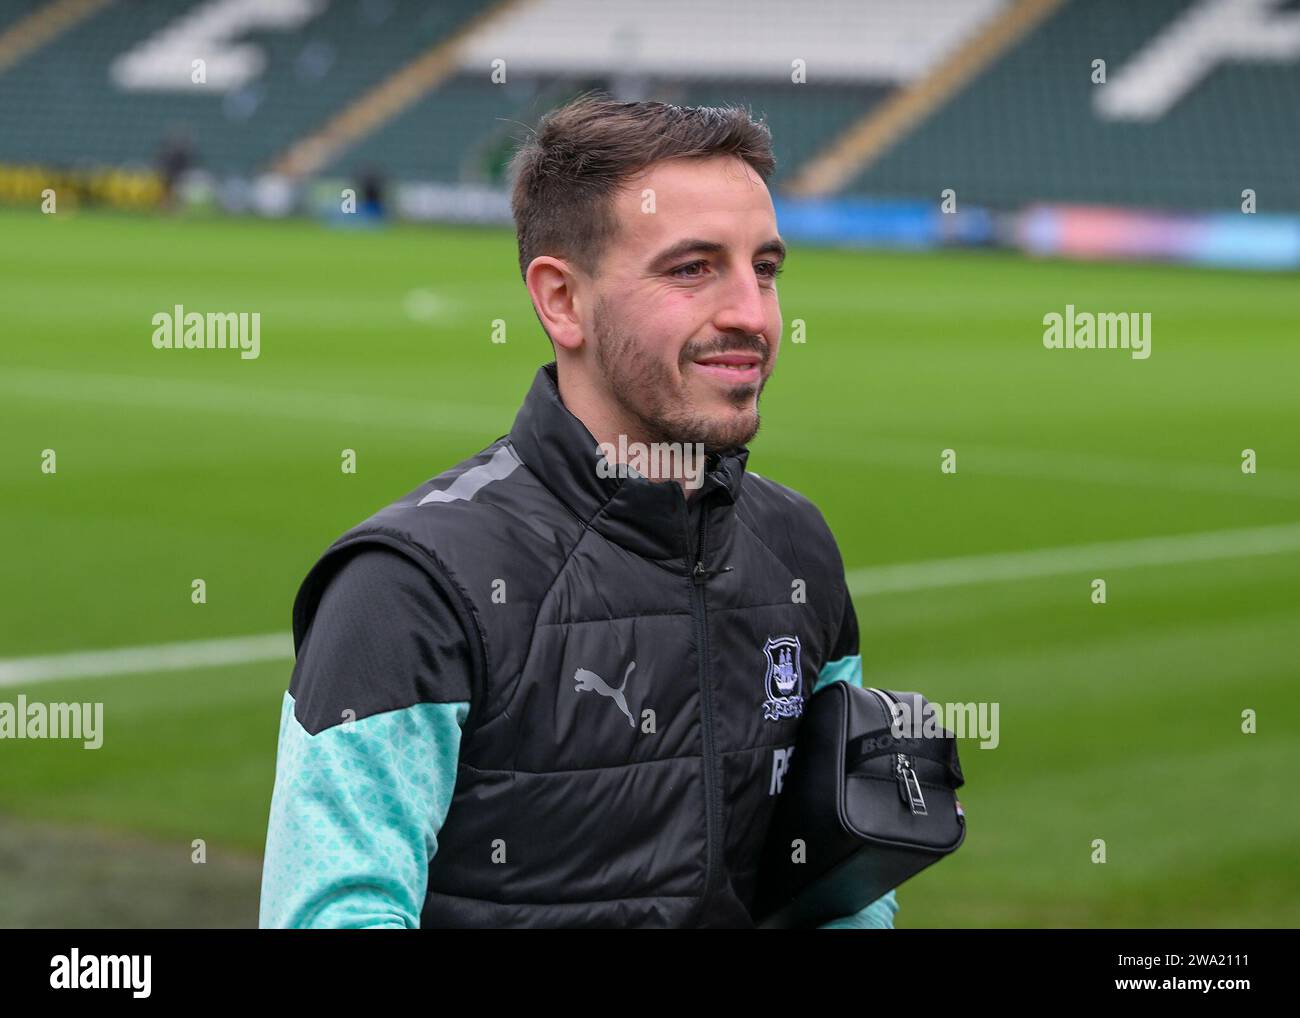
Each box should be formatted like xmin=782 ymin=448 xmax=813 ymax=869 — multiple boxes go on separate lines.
xmin=1 ymin=207 xmax=1296 ymax=927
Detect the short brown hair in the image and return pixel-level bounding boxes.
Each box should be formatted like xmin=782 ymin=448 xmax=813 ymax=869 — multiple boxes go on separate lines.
xmin=508 ymin=93 xmax=775 ymax=283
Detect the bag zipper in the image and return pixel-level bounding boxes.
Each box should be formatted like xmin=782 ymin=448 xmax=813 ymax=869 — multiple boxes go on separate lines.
xmin=864 ymin=687 xmax=927 ymax=816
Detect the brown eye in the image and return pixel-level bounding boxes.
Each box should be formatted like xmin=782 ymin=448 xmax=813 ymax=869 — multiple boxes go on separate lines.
xmin=671 ymin=261 xmax=707 ymax=278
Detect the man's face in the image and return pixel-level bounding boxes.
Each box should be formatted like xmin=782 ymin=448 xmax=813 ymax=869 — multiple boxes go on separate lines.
xmin=585 ymin=154 xmax=784 ymax=454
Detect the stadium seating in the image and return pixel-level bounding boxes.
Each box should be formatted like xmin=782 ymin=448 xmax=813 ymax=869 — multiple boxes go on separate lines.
xmin=0 ymin=0 xmax=1295 ymax=211
xmin=846 ymin=0 xmax=1300 ymax=212
xmin=0 ymin=0 xmax=484 ymax=172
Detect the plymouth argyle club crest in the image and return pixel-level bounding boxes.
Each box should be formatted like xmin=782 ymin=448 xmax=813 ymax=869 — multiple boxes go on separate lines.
xmin=761 ymin=635 xmax=804 ymax=720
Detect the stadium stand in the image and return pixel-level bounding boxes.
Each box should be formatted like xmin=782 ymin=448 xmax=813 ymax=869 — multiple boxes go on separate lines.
xmin=319 ymin=71 xmax=597 ymax=184
xmin=0 ymin=0 xmax=998 ymax=186
xmin=0 ymin=0 xmax=485 ymax=172
xmin=0 ymin=0 xmax=1295 ymax=213
xmin=845 ymin=0 xmax=1300 ymax=212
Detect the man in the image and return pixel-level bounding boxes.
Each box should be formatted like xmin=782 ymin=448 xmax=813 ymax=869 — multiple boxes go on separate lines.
xmin=259 ymin=95 xmax=899 ymax=929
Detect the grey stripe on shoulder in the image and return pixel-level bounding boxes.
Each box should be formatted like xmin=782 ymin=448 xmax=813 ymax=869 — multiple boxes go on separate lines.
xmin=418 ymin=443 xmax=522 ymax=506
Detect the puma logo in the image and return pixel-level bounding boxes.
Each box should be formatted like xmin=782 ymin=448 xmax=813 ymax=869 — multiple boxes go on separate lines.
xmin=574 ymin=660 xmax=637 ymax=728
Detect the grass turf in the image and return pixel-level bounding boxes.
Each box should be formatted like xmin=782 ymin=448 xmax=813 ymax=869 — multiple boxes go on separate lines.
xmin=1 ymin=207 xmax=1296 ymax=926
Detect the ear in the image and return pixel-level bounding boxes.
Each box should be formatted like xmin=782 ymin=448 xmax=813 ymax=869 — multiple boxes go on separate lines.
xmin=525 ymin=256 xmax=586 ymax=353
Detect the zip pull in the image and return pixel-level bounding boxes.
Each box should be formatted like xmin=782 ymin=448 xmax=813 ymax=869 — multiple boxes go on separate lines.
xmin=692 ymin=562 xmax=733 ymax=583
xmin=896 ymin=753 xmax=928 ymax=815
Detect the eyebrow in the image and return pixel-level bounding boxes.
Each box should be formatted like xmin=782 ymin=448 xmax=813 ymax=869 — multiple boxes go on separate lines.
xmin=648 ymin=236 xmax=787 ymax=271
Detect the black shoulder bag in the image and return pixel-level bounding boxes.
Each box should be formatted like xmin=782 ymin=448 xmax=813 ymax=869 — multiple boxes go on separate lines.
xmin=753 ymin=682 xmax=967 ymax=928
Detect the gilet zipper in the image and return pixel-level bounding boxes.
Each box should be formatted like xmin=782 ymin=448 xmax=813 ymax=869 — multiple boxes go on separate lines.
xmin=687 ymin=502 xmax=723 ymax=912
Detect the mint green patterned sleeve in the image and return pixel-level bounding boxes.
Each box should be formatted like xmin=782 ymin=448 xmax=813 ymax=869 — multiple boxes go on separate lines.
xmin=818 ymin=888 xmax=900 ymax=929
xmin=811 ymin=651 xmax=863 ymax=694
xmin=258 ymin=691 xmax=469 ymax=929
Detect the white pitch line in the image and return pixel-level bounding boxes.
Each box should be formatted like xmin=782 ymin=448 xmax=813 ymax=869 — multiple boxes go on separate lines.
xmin=847 ymin=520 xmax=1300 ymax=596
xmin=3 ymin=522 xmax=1297 ymax=685
xmin=0 ymin=633 xmax=293 ymax=687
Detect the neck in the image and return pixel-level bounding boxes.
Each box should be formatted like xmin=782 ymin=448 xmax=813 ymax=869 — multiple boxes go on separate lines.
xmin=557 ymin=366 xmax=707 ymax=498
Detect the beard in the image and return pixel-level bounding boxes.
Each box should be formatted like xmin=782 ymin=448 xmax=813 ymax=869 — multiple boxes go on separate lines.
xmin=591 ymin=295 xmax=770 ymax=455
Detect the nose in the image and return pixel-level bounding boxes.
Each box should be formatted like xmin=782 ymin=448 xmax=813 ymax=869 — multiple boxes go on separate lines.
xmin=712 ymin=263 xmax=771 ymax=342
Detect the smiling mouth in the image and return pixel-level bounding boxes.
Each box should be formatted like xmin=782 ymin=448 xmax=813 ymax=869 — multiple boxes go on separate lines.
xmin=690 ymin=350 xmax=764 ymax=385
